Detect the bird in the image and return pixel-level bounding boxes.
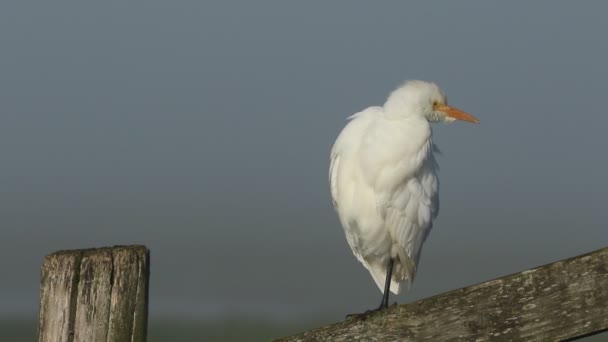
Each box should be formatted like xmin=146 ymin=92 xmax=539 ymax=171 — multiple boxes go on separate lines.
xmin=329 ymin=80 xmax=478 ymax=315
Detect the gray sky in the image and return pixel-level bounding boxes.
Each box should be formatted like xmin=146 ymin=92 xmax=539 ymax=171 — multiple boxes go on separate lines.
xmin=2 ymin=1 xmax=608 ymax=324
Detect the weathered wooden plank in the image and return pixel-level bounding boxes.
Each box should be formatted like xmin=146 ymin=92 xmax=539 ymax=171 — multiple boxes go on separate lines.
xmin=277 ymin=247 xmax=608 ymax=342
xmin=39 ymin=251 xmax=81 ymax=342
xmin=38 ymin=245 xmax=149 ymax=342
xmin=131 ymin=248 xmax=150 ymax=342
xmin=73 ymin=249 xmax=113 ymax=342
xmin=107 ymin=247 xmax=149 ymax=341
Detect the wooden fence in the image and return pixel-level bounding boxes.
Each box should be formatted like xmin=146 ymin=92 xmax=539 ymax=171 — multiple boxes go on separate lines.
xmin=37 ymin=245 xmax=608 ymax=341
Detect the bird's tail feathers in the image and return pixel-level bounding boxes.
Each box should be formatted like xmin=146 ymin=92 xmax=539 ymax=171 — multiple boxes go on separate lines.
xmin=396 ymin=248 xmax=417 ymax=286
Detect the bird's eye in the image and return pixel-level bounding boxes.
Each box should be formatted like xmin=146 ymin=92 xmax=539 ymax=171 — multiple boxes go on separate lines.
xmin=432 ymin=101 xmax=438 ymax=107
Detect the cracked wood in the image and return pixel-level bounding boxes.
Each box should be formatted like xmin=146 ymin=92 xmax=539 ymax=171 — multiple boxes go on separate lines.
xmin=38 ymin=245 xmax=149 ymax=342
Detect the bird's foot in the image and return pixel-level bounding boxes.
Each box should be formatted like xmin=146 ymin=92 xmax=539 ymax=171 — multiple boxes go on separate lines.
xmin=345 ymin=304 xmax=389 ymax=321
xmin=345 ymin=308 xmax=379 ymax=321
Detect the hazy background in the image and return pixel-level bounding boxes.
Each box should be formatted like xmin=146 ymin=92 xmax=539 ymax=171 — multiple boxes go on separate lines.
xmin=2 ymin=1 xmax=608 ymax=340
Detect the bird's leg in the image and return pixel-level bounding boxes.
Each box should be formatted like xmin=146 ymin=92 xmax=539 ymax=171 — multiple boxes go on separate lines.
xmin=378 ymin=258 xmax=395 ymax=310
xmin=346 ymin=258 xmax=395 ymax=320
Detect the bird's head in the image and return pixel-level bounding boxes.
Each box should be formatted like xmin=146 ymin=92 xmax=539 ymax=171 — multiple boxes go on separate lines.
xmin=383 ymin=80 xmax=479 ymax=124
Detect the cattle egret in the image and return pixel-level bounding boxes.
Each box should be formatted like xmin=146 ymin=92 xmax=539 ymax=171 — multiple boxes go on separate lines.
xmin=329 ymin=80 xmax=479 ymax=315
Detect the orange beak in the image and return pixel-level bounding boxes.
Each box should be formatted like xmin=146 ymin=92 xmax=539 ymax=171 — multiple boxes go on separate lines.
xmin=435 ymin=104 xmax=479 ymax=124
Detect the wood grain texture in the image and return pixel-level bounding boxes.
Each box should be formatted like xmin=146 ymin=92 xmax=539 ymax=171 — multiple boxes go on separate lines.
xmin=38 ymin=251 xmax=81 ymax=342
xmin=277 ymin=247 xmax=608 ymax=342
xmin=73 ymin=249 xmax=113 ymax=341
xmin=38 ymin=245 xmax=149 ymax=342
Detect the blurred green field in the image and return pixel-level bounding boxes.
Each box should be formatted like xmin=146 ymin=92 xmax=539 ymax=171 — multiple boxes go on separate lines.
xmin=0 ymin=317 xmax=321 ymax=342
xmin=4 ymin=318 xmax=607 ymax=341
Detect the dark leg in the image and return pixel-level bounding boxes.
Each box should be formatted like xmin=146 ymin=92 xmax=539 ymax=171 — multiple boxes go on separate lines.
xmin=378 ymin=258 xmax=395 ymax=310
xmin=346 ymin=258 xmax=395 ymax=320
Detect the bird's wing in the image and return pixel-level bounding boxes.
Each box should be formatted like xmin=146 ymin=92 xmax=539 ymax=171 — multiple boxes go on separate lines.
xmin=329 ymin=151 xmax=340 ymax=208
xmin=330 ymin=132 xmax=369 ymax=265
xmin=382 ymin=151 xmax=439 ymax=286
xmin=329 ymin=108 xmax=380 ymax=264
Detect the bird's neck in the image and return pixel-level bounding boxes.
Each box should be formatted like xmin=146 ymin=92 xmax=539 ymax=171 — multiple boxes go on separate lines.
xmin=373 ymin=114 xmax=433 ymax=157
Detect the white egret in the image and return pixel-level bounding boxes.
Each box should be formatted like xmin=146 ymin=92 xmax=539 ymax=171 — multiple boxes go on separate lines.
xmin=329 ymin=80 xmax=479 ymax=315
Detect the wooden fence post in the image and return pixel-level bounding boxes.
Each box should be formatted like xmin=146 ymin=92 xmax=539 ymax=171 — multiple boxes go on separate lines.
xmin=38 ymin=245 xmax=149 ymax=342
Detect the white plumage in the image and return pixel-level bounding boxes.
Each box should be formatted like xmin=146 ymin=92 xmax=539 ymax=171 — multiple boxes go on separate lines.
xmin=330 ymin=80 xmax=478 ymax=303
